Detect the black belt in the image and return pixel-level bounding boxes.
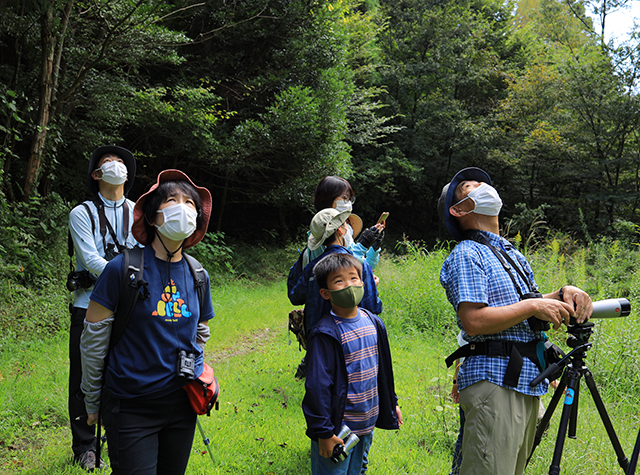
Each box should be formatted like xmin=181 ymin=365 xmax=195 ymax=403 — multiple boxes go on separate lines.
xmin=445 ymin=340 xmax=542 ymax=388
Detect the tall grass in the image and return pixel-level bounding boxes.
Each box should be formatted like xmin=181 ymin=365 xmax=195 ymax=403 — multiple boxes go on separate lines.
xmin=380 ymin=239 xmax=456 ymax=335
xmin=2 ymin=237 xmax=640 ymax=474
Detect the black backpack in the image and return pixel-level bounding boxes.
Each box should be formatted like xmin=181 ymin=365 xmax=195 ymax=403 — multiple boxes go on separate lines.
xmin=97 ymin=247 xmax=209 ymax=464
xmin=110 ymin=247 xmax=207 ymax=349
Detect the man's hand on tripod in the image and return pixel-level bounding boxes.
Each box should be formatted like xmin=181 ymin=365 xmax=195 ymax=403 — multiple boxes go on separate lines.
xmin=557 ymin=285 xmax=593 ymax=324
xmin=531 ymin=299 xmax=575 ymax=330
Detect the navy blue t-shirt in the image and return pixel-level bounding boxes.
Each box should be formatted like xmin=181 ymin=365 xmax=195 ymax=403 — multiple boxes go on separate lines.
xmin=90 ymin=245 xmax=215 ymax=399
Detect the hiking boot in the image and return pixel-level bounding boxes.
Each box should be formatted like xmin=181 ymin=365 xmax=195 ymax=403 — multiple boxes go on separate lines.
xmin=77 ymin=450 xmax=108 ymax=472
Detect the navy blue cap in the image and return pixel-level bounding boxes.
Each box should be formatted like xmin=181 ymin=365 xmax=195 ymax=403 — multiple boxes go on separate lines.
xmin=438 ymin=167 xmax=492 ymax=240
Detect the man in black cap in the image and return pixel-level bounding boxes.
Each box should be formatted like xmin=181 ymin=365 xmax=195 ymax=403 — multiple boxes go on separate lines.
xmin=67 ymin=145 xmax=138 ymax=470
xmin=438 ymin=167 xmax=592 ymax=475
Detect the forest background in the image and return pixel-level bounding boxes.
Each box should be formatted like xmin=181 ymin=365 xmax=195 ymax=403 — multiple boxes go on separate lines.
xmin=4 ymin=0 xmax=640 ymax=280
xmin=3 ymin=1 xmax=640 ymax=473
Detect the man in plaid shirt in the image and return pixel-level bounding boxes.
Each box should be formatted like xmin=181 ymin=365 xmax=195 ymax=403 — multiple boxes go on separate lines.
xmin=438 ymin=167 xmax=592 ymax=475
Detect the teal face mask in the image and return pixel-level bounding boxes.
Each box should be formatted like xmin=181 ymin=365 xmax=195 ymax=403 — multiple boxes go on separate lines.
xmin=327 ymin=284 xmax=364 ymax=309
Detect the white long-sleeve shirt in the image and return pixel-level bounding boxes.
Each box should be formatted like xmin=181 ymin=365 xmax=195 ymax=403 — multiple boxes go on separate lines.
xmin=68 ymin=192 xmax=138 ymax=309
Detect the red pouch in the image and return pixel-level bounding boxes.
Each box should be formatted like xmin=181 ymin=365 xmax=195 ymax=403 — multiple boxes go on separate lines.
xmin=183 ymin=363 xmax=220 ymax=416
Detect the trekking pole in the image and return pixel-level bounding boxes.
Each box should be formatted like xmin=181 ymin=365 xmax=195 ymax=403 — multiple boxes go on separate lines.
xmin=196 ymin=417 xmax=215 ymax=465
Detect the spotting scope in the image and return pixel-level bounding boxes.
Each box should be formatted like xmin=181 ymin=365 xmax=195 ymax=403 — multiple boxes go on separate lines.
xmin=589 ymin=298 xmax=631 ymax=319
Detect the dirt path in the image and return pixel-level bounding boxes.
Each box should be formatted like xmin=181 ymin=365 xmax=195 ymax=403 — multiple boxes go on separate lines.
xmin=206 ymin=325 xmax=285 ymax=364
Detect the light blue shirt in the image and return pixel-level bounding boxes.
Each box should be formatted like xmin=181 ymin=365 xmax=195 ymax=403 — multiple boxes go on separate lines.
xmin=68 ymin=192 xmax=138 ymax=308
xmin=303 ymin=242 xmax=380 ymax=270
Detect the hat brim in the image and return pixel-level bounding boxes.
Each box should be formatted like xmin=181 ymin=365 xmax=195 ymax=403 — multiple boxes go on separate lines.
xmin=307 ymin=209 xmax=352 ymax=251
xmin=346 ymin=214 xmax=362 ymax=238
xmin=443 ymin=167 xmax=492 ymax=240
xmin=87 ymin=145 xmax=136 ymax=195
xmin=132 ymin=169 xmax=212 ymax=249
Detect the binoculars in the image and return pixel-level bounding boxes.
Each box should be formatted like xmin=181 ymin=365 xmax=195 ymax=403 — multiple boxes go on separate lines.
xmin=177 ymin=349 xmax=196 ymax=379
xmin=331 ymin=425 xmax=360 ymax=463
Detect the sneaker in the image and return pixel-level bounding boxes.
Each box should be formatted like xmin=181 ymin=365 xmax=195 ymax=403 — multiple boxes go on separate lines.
xmin=77 ymin=450 xmax=108 ymax=472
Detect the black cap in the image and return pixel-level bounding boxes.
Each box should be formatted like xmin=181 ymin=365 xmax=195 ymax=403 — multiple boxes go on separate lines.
xmin=87 ymin=145 xmax=136 ymax=195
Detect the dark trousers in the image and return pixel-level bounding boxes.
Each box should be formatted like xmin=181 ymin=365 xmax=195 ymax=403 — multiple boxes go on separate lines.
xmin=69 ymin=306 xmax=97 ymax=458
xmin=102 ymin=388 xmax=197 ymax=475
xmin=450 ymin=407 xmax=465 ymax=475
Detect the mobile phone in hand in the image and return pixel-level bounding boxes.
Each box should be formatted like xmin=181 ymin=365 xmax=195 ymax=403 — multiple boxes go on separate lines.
xmin=377 ymin=212 xmax=389 ymax=224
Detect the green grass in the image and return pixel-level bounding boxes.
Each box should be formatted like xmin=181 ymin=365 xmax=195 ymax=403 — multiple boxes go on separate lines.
xmin=2 ymin=239 xmax=640 ymax=474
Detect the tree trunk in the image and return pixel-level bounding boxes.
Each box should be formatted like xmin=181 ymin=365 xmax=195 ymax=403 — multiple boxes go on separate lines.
xmin=23 ymin=4 xmax=55 ymax=200
xmin=215 ymin=170 xmax=230 ymax=232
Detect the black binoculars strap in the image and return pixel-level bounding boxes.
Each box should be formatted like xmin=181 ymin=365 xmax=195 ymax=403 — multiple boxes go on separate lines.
xmin=92 ymin=196 xmax=129 ymax=254
xmin=466 ymin=230 xmax=538 ymax=298
xmin=445 ymin=340 xmax=541 ymax=388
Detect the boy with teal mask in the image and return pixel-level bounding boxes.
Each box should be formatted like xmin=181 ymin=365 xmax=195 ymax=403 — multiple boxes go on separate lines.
xmin=302 ymin=253 xmax=402 ymax=475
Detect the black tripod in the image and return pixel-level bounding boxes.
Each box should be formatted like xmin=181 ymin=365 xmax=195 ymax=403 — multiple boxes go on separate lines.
xmin=628 ymin=428 xmax=640 ymax=475
xmin=527 ymin=321 xmax=629 ymax=475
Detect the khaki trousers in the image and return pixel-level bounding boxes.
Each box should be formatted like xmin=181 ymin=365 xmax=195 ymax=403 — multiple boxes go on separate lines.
xmin=459 ymin=380 xmax=539 ymax=475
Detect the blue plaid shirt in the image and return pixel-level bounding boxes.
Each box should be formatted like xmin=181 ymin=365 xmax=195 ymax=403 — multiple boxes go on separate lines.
xmin=440 ymin=231 xmax=548 ymax=396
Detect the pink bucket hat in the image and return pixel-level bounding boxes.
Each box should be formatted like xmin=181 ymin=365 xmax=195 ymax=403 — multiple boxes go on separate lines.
xmin=132 ymin=169 xmax=212 ymax=249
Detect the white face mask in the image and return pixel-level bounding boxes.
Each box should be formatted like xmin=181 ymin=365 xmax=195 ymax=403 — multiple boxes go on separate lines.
xmin=96 ymin=161 xmax=128 ymax=186
xmin=156 ymin=204 xmax=198 ymax=241
xmin=334 ymin=199 xmax=353 ymax=214
xmin=454 ymin=182 xmax=503 ymax=216
xmin=343 ymin=223 xmax=355 ymax=248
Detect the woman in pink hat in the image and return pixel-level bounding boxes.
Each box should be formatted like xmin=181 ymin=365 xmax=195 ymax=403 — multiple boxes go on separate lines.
xmin=80 ymin=170 xmax=215 ymax=474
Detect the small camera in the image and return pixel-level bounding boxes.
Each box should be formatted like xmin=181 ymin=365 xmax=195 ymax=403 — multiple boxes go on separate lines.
xmin=177 ymin=350 xmax=196 ymax=380
xmin=66 ymin=270 xmax=96 ymax=292
xmin=104 ymin=243 xmax=120 ymax=262
xmin=331 ymin=425 xmax=360 ymax=463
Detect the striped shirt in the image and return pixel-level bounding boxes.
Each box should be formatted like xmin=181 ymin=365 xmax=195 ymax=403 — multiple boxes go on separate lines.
xmin=440 ymin=230 xmax=548 ymax=397
xmin=332 ymin=309 xmax=379 ymax=435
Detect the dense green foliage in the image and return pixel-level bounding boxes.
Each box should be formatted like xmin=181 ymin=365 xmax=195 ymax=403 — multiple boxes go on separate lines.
xmin=0 ymin=192 xmax=68 ymax=287
xmin=2 ymin=0 xmax=640 ymax=253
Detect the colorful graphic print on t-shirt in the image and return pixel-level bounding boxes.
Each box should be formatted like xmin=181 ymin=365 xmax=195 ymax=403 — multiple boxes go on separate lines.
xmin=152 ymin=279 xmax=193 ymax=321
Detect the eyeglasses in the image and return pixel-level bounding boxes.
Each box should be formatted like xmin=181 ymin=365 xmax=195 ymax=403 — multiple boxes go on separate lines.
xmin=340 ymin=195 xmax=356 ymax=204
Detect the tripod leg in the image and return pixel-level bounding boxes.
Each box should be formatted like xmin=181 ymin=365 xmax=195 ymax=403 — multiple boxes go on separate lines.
xmin=548 ymin=367 xmax=581 ymax=475
xmin=583 ymin=370 xmax=629 ymax=472
xmin=569 ymin=380 xmax=579 ymax=439
xmin=626 ymin=423 xmax=640 ymax=475
xmin=526 ymin=371 xmax=568 ymax=468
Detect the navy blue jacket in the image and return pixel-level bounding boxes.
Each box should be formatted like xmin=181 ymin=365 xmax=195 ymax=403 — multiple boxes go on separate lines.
xmin=289 ymin=245 xmax=382 ymax=333
xmin=302 ymin=309 xmax=400 ymax=441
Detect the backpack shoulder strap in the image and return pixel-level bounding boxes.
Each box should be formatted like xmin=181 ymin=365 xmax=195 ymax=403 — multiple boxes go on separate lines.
xmin=68 ymin=202 xmax=96 ymax=258
xmin=110 ymin=247 xmax=149 ymax=349
xmin=122 ymin=200 xmax=130 ymax=242
xmin=81 ymin=201 xmax=96 ymax=235
xmin=183 ymin=253 xmax=206 ymax=311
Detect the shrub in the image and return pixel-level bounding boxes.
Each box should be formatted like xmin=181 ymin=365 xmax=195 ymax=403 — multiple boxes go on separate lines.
xmin=0 ymin=192 xmax=69 ymax=287
xmin=188 ymin=231 xmax=235 ymax=285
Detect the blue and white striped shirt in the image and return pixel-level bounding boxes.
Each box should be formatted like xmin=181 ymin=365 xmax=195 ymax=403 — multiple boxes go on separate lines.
xmin=332 ymin=309 xmax=379 ymax=435
xmin=440 ymin=230 xmax=548 ymax=397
